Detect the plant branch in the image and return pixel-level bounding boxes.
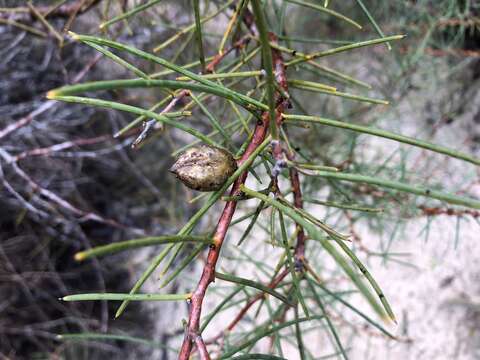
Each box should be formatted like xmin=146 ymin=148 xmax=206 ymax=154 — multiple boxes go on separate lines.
xmin=178 ymin=112 xmax=270 ymax=359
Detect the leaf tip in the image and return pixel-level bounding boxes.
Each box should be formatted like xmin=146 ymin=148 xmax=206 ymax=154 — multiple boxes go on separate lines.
xmin=382 ymin=313 xmax=397 ymax=325
xmin=114 ymin=310 xmax=122 ymax=319
xmin=68 ymin=31 xmax=80 ymax=41
xmin=74 ymin=252 xmax=86 ymax=262
xmin=46 ymin=90 xmax=56 ymax=99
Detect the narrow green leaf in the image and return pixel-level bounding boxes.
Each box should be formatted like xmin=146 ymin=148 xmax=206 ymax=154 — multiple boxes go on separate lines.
xmin=152 ymin=0 xmax=235 ymax=52
xmin=288 ymin=79 xmax=336 ymax=92
xmin=47 ymin=95 xmax=216 ymax=147
xmin=236 ymin=200 xmax=268 ymax=245
xmin=277 ymin=196 xmax=396 ymax=322
xmin=294 ymin=306 xmax=306 ymax=360
xmin=270 ymin=207 xmax=277 ymax=246
xmin=67 ymin=33 xmax=268 ymax=112
xmin=74 ymin=235 xmax=212 ymax=261
xmin=303 ymin=198 xmax=383 ymax=213
xmin=285 ymin=0 xmax=362 ymax=29
xmin=283 ymin=114 xmax=480 ymax=166
xmin=306 ymin=278 xmax=349 ymax=360
xmin=159 ymin=243 xmax=205 ymax=288
xmin=200 ymin=286 xmax=244 ymax=332
xmin=315 ymin=171 xmax=480 ymax=209
xmin=57 ymin=333 xmax=174 ymax=350
xmin=176 ymin=70 xmax=264 ymax=81
xmin=219 ymin=316 xmax=323 ymax=359
xmin=251 ymin=0 xmax=277 ymax=139
xmin=278 ymin=211 xmax=309 ymax=316
xmin=190 ymin=92 xmax=235 ymax=149
xmin=48 ymin=78 xmax=264 ymax=114
xmin=290 ymin=84 xmax=389 ymax=105
xmin=83 ymin=41 xmax=149 ymax=79
xmin=100 ymin=0 xmax=164 ymax=29
xmin=215 ymin=271 xmax=292 ymax=306
xmin=192 ymin=0 xmax=206 ymax=71
xmin=328 ymin=230 xmax=397 ymax=322
xmin=354 ymin=0 xmax=391 ymax=50
xmin=157 ymin=242 xmax=184 ymax=281
xmin=311 ymin=278 xmax=396 ymax=339
xmin=304 ymin=62 xmax=372 ymax=89
xmin=62 ymin=293 xmax=191 ymax=302
xmin=287 ymin=35 xmax=405 ymax=66
xmin=115 ymin=244 xmax=173 ymax=318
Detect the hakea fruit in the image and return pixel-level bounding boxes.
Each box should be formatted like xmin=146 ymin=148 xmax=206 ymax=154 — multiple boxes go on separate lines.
xmin=170 ymin=144 xmax=237 ymax=192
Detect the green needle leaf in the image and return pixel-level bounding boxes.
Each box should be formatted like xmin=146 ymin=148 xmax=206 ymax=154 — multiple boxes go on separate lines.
xmin=219 ymin=315 xmax=323 ymax=359
xmin=67 ymin=32 xmax=268 ymax=112
xmin=74 ymin=235 xmax=212 ymax=261
xmin=57 ymin=332 xmax=173 ymax=350
xmin=285 ymin=0 xmax=362 ymax=29
xmin=192 ymin=0 xmax=206 ymax=71
xmin=283 ymin=114 xmax=480 ymax=166
xmin=62 ymin=293 xmax=191 ymax=302
xmin=215 ymin=271 xmax=292 ymax=306
xmin=315 ymin=171 xmax=480 ymax=209
xmin=286 ymin=35 xmax=405 ymax=66
xmin=47 ymin=95 xmax=216 ymax=147
xmin=99 ymin=0 xmax=165 ymax=29
xmin=251 ymin=0 xmax=277 ymax=139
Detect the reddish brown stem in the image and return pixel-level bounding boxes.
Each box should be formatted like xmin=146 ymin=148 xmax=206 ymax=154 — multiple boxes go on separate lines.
xmin=268 ymin=33 xmax=306 ymax=263
xmin=289 ymin=166 xmax=306 ymax=262
xmin=194 ymin=335 xmax=211 ymax=360
xmin=205 ymin=36 xmax=250 ymax=73
xmin=419 ymin=205 xmax=480 ymax=218
xmin=178 ymin=114 xmax=269 ymax=360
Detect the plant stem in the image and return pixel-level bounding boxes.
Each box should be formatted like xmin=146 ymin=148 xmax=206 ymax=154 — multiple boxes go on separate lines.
xmin=178 ymin=113 xmax=270 ymax=360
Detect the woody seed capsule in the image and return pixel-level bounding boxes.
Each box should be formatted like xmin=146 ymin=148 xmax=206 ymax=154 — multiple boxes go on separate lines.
xmin=170 ymin=144 xmax=237 ymax=192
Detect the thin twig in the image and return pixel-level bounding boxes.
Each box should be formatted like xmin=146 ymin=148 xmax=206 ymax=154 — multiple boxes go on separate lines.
xmin=194 ymin=335 xmax=211 ymax=360
xmin=131 ymin=90 xmax=190 ymax=148
xmin=13 ymin=135 xmax=111 ymax=161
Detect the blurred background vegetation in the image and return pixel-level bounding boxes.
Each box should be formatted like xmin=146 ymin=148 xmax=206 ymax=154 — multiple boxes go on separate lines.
xmin=1 ymin=0 xmax=479 ymax=359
